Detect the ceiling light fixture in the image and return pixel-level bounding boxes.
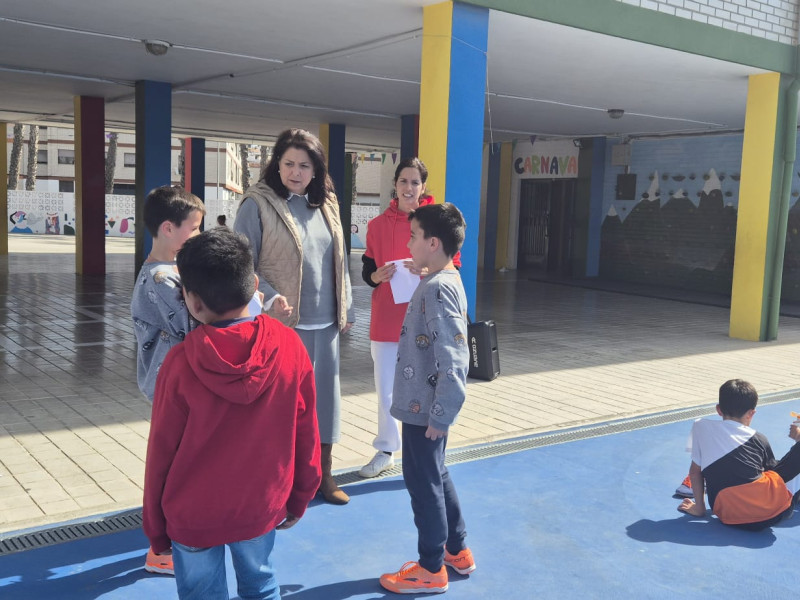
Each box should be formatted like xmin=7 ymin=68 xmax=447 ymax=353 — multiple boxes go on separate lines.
xmin=143 ymin=40 xmax=171 ymax=56
xmin=608 ymin=108 xmax=625 ymax=119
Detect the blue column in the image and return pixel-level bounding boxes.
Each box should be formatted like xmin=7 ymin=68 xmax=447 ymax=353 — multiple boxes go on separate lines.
xmin=401 ymin=114 xmax=419 ymax=158
xmin=326 ymin=123 xmax=346 ymax=203
xmin=586 ymin=137 xmax=607 ymax=277
xmin=135 ymin=80 xmax=172 ymax=273
xmin=189 ymin=138 xmax=205 ymax=201
xmin=483 ymin=142 xmax=501 ymax=272
xmin=184 ymin=137 xmax=206 ymax=228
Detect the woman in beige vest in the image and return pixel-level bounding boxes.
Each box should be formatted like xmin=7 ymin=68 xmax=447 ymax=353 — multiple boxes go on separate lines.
xmin=234 ymin=128 xmax=354 ymax=505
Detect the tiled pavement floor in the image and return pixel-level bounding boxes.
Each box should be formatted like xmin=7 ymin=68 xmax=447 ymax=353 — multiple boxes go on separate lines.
xmin=2 ymin=234 xmax=800 ymax=535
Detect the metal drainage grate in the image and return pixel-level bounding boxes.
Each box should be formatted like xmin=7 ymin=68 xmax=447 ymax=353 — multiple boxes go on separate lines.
xmin=0 ymin=510 xmax=142 ymax=556
xmin=3 ymin=388 xmax=798 ymax=555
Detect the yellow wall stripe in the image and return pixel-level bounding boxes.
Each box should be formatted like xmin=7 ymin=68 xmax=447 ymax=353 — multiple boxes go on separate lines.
xmin=730 ymin=72 xmax=781 ymax=341
xmin=418 ymin=1 xmax=453 ymax=204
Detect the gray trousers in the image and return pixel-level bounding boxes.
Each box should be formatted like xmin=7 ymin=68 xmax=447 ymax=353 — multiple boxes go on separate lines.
xmin=296 ymin=324 xmax=341 ymax=444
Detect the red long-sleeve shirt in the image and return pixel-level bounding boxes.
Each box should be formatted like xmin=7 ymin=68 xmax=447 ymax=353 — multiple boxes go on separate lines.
xmin=364 ymin=195 xmax=461 ymax=342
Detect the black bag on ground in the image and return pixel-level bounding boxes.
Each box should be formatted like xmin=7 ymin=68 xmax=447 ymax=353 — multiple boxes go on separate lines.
xmin=467 ymin=320 xmax=500 ymax=381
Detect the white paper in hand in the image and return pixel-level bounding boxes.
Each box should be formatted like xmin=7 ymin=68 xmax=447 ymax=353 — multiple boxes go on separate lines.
xmin=388 ymin=259 xmax=420 ymax=304
xmin=247 ymin=292 xmax=263 ymax=316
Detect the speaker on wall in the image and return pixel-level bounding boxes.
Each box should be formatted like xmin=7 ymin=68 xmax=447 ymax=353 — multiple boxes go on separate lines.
xmin=615 ymin=174 xmax=637 ymax=200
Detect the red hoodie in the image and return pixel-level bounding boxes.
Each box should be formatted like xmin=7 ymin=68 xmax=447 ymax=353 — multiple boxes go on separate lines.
xmin=365 ymin=195 xmax=461 ymax=341
xmin=143 ymin=315 xmax=321 ymax=554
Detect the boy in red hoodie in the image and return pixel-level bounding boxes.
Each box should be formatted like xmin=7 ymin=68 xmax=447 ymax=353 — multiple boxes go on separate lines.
xmin=143 ymin=228 xmax=321 ymax=599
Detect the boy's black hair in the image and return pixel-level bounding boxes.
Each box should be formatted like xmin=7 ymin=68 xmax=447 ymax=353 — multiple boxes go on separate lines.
xmin=143 ymin=186 xmax=206 ymax=237
xmin=408 ymin=202 xmax=466 ymax=259
xmin=718 ymin=379 xmax=758 ymax=418
xmin=177 ymin=228 xmax=255 ymax=315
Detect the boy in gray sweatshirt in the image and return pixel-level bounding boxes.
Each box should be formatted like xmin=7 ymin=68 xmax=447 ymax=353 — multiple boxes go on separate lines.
xmin=130 ymin=185 xmax=205 ymax=575
xmin=380 ymin=203 xmax=475 ymax=595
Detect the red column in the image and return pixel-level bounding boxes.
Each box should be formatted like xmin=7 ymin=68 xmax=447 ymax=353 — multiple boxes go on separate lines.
xmin=74 ymin=96 xmax=106 ymax=275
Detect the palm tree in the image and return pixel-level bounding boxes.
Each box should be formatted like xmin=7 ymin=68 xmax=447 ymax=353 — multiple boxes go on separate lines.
xmin=260 ymin=145 xmax=268 ymax=180
xmin=105 ymin=132 xmax=118 ymax=193
xmin=25 ymin=125 xmax=39 ymax=190
xmin=178 ymin=139 xmax=185 ymax=188
xmin=7 ymin=123 xmax=23 ymax=190
xmin=240 ymin=144 xmax=250 ymax=191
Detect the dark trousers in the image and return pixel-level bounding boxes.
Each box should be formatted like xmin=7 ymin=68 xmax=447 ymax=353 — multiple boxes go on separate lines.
xmin=736 ymin=442 xmax=800 ymax=531
xmin=401 ymin=423 xmax=467 ymax=573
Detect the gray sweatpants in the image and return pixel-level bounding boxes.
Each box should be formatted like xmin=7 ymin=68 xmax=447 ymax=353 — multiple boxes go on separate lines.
xmin=296 ymin=324 xmax=341 ymax=444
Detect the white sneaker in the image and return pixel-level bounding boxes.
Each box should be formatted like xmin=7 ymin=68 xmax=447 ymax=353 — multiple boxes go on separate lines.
xmin=359 ymin=452 xmax=394 ymax=478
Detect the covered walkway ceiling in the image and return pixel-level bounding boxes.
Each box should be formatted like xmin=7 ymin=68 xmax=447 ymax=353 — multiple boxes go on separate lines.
xmin=0 ymin=0 xmax=771 ymax=149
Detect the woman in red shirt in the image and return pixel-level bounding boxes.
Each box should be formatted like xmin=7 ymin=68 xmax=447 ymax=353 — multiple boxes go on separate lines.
xmin=359 ymin=158 xmax=460 ymax=477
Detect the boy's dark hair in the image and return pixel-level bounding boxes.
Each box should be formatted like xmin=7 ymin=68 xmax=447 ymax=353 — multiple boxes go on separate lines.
xmin=177 ymin=229 xmax=255 ymax=315
xmin=143 ymin=186 xmax=206 ymax=237
xmin=408 ymin=202 xmax=466 ymax=258
xmin=718 ymin=379 xmax=758 ymax=418
xmin=261 ymin=128 xmax=335 ymax=208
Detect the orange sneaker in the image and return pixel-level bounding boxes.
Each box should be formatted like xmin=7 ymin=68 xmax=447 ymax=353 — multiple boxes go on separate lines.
xmin=675 ymin=475 xmax=693 ymax=498
xmin=379 ymin=561 xmax=448 ymax=594
xmin=444 ymin=548 xmax=476 ymax=575
xmin=145 ymin=548 xmax=174 ymax=575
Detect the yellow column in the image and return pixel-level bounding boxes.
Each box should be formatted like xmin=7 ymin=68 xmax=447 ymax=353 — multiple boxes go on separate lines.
xmin=418 ymin=1 xmax=453 ymax=204
xmin=730 ymin=72 xmax=782 ymax=341
xmin=495 ymin=141 xmax=513 ymax=269
xmin=0 ymin=122 xmax=7 ymax=255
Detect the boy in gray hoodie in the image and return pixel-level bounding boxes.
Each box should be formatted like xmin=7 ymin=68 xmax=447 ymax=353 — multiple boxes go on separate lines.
xmin=380 ymin=203 xmax=475 ymax=595
xmin=130 ymin=185 xmax=205 ymax=575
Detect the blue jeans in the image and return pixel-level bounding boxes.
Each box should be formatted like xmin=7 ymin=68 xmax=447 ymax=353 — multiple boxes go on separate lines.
xmin=401 ymin=423 xmax=467 ymax=573
xmin=172 ymin=530 xmax=279 ymax=600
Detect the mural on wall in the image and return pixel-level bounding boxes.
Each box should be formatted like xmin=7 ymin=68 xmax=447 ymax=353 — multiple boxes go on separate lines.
xmin=601 ymin=166 xmax=739 ymax=293
xmin=7 ymin=191 xmax=135 ymax=237
xmin=781 ymin=182 xmax=800 ymax=301
xmin=599 ymin=135 xmax=747 ymax=295
xmin=351 ymin=203 xmax=380 ymax=249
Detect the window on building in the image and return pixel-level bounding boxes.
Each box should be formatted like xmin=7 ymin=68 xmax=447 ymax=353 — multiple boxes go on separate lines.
xmin=59 ymin=180 xmax=74 ymax=193
xmin=57 ymin=149 xmax=75 ymax=165
xmin=123 ymin=153 xmax=135 ymax=167
xmin=37 ymin=149 xmax=48 ymax=164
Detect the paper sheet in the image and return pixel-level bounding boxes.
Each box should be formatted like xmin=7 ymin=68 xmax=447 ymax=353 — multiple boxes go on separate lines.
xmin=247 ymin=292 xmax=264 ymax=316
xmin=388 ymin=259 xmax=420 ymax=304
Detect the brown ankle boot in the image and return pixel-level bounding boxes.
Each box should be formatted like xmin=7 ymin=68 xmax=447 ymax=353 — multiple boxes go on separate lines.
xmin=319 ymin=443 xmax=349 ymax=505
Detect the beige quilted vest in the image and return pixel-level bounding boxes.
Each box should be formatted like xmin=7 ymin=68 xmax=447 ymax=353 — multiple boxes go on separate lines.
xmin=241 ymin=182 xmax=348 ymax=330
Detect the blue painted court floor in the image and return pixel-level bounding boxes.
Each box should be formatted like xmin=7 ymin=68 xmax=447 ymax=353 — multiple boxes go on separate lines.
xmin=2 ymin=398 xmax=800 ymax=599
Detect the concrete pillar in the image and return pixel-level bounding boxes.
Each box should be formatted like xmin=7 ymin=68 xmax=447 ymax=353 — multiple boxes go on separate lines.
xmin=74 ymin=96 xmax=106 ymax=275
xmin=418 ymin=1 xmax=489 ymax=317
xmin=134 ymin=80 xmax=172 ymax=273
xmin=184 ymin=137 xmax=206 ymax=227
xmin=730 ymin=72 xmax=792 ymax=341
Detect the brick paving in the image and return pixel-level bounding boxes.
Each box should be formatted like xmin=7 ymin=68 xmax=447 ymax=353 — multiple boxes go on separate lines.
xmin=2 ymin=234 xmax=800 ymax=534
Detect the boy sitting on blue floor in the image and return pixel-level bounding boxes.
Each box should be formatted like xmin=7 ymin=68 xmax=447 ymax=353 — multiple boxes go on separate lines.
xmin=143 ymin=228 xmax=321 ymax=599
xmin=678 ymin=379 xmax=800 ymax=530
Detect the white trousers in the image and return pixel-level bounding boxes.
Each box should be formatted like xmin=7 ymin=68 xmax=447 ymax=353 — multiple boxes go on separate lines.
xmin=370 ymin=341 xmax=401 ymax=453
